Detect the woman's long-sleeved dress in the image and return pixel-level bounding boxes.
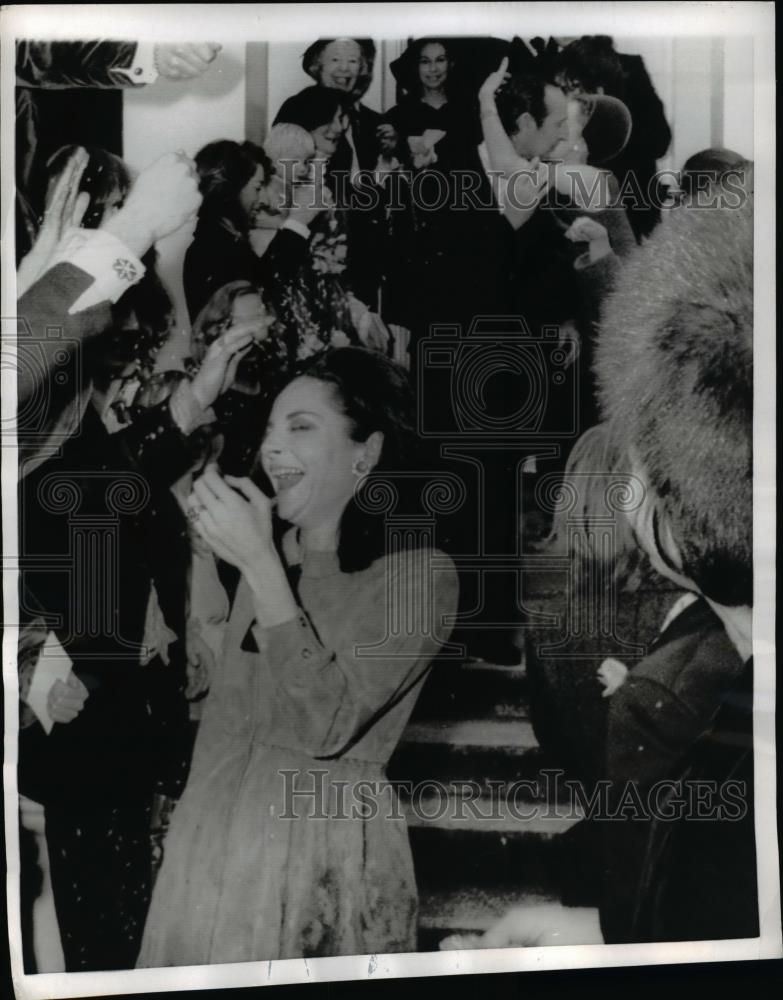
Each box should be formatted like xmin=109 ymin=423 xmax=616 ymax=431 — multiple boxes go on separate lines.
xmin=137 ymin=543 xmax=459 ymax=966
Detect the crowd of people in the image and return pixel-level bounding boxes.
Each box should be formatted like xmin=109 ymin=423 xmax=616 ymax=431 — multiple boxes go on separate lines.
xmin=12 ymin=34 xmax=755 ymax=972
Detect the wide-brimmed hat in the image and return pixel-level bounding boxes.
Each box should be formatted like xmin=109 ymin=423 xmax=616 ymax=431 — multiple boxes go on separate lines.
xmin=580 ymin=93 xmax=633 ymax=165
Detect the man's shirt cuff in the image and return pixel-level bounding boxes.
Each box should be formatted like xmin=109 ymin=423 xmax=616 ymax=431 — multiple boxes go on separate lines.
xmin=50 ymin=229 xmax=146 ymax=314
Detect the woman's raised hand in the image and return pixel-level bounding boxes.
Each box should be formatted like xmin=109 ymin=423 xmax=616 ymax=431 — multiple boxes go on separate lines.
xmin=187 ymin=465 xmax=275 ymax=569
xmin=17 ymin=146 xmax=91 ymax=297
xmin=376 ymin=122 xmax=398 ymax=155
xmin=190 ymin=322 xmax=261 ymax=409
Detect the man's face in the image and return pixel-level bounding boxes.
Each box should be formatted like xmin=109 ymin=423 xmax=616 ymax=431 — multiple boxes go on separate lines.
xmin=513 ymin=84 xmax=570 ymax=160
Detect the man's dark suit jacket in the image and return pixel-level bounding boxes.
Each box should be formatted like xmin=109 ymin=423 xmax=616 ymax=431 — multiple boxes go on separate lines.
xmin=601 ymin=598 xmax=757 ymax=942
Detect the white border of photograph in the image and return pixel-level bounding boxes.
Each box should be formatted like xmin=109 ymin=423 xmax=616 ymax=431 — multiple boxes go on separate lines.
xmin=1 ymin=3 xmax=778 ymax=997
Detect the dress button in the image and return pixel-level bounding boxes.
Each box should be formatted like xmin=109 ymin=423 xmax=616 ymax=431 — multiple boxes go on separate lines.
xmin=301 ymin=648 xmax=312 ymax=659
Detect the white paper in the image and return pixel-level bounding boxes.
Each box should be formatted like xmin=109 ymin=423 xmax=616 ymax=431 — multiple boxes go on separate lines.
xmin=24 ymin=631 xmax=74 ymax=734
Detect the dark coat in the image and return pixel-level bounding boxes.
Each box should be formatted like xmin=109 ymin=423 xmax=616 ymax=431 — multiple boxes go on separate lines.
xmin=601 ymin=598 xmax=757 ymax=942
xmin=183 ymin=219 xmax=309 ymax=322
xmin=609 ymin=53 xmax=672 ymax=240
xmin=18 ymin=393 xmax=202 ymax=806
xmin=331 ymin=102 xmax=388 ymax=311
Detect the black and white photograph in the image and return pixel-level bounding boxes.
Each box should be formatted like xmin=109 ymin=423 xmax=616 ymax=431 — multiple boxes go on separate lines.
xmin=0 ymin=3 xmax=778 ymax=997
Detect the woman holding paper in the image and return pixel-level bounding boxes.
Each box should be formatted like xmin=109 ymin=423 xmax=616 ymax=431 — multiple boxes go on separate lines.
xmin=385 ymin=38 xmax=481 ymax=172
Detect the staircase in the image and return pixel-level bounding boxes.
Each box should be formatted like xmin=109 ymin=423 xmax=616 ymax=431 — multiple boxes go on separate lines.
xmin=388 ymin=562 xmax=681 ymax=952
xmin=388 ymin=650 xmax=582 ymax=951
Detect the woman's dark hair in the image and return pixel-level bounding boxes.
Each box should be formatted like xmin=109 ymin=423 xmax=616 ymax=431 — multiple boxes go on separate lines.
xmin=44 ymin=144 xmax=131 ymax=229
xmin=282 ymin=347 xmax=430 ymax=573
xmin=272 ymin=85 xmax=348 ymax=132
xmin=194 ymin=139 xmax=274 ymax=234
xmin=555 ymin=35 xmax=627 ymax=100
xmin=391 ymin=37 xmax=455 ymax=100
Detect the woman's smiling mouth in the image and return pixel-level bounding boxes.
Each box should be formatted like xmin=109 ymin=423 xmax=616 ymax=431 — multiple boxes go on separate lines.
xmin=269 ymin=467 xmax=305 ymax=493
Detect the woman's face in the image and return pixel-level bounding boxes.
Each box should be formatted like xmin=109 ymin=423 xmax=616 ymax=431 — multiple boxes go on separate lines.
xmin=238 ymin=164 xmax=269 ymax=221
xmin=419 ymin=43 xmax=449 ymax=91
xmin=311 ymin=111 xmax=348 ymax=159
xmin=231 ymin=291 xmax=275 ymax=341
xmin=292 ymin=156 xmax=315 ymax=182
xmin=317 ymin=39 xmax=362 ymax=93
xmin=260 ymin=376 xmax=366 ymax=531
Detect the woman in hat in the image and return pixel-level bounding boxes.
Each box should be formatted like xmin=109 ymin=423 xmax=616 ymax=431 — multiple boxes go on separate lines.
xmin=384 ymin=37 xmax=481 ymax=172
xmin=276 ymin=39 xmax=396 ymax=313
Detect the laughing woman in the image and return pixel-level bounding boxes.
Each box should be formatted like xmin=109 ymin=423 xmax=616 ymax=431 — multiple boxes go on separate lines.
xmin=137 ymin=348 xmax=458 ymax=965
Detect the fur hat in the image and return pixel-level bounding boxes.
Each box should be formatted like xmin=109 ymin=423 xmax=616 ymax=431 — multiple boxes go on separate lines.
xmin=594 ymin=197 xmax=754 ymax=606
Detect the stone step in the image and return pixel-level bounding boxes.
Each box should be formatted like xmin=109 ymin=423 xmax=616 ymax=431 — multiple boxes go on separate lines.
xmin=402 ymin=718 xmax=538 ymax=751
xmin=389 ymin=717 xmax=554 ymax=790
xmin=417 ymin=885 xmax=561 ymax=951
xmin=412 ymin=658 xmax=530 ymax=722
xmin=408 ymin=817 xmax=576 ymax=895
xmin=403 ymin=794 xmax=581 ymax=835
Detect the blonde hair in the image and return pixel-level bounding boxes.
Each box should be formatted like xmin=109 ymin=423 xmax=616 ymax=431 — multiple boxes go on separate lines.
xmin=264 ymin=123 xmax=316 ymax=171
xmin=542 ymin=424 xmax=649 ymax=593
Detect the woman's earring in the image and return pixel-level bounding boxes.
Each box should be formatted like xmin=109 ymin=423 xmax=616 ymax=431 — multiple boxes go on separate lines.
xmin=352 ymin=459 xmax=369 ymax=477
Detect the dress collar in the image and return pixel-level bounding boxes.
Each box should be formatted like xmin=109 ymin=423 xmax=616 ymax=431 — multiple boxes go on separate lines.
xmin=283 ymin=528 xmax=342 ymax=579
